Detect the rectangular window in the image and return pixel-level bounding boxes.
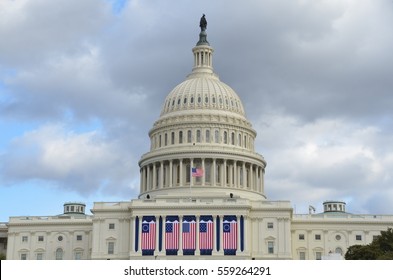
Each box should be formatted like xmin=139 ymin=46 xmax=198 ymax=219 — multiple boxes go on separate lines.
xmin=267 ymin=222 xmax=273 ymax=229
xmin=36 ymin=253 xmax=43 ymax=260
xmin=299 ymin=252 xmax=306 ymax=260
xmin=205 ymin=130 xmax=210 ymax=143
xmin=109 ymin=223 xmax=115 ymax=230
xmin=108 ymin=242 xmax=115 ymax=255
xmin=75 ymin=252 xmax=82 ymax=260
xmin=215 ymin=130 xmax=219 ymax=143
xmin=38 ymin=236 xmax=44 ymax=242
xmin=356 ymin=235 xmax=362 ymax=241
xmin=20 ymin=253 xmax=27 ymax=260
xmin=268 ymin=241 xmax=274 ymax=254
xmin=299 ymin=234 xmax=305 ymax=240
xmin=76 ymin=235 xmax=83 ymax=241
xmin=315 ymin=234 xmax=321 ymax=240
xmin=22 ymin=236 xmax=28 ymax=242
xmin=196 ymin=130 xmax=201 ymax=142
xmin=316 ymin=252 xmax=322 ymax=260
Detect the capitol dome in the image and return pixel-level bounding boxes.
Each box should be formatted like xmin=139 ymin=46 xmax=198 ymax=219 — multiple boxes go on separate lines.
xmin=138 ymin=20 xmax=266 ymax=201
xmin=160 ymin=74 xmax=246 ymax=119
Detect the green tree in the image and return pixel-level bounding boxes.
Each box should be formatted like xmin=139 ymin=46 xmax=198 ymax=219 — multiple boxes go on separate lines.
xmin=0 ymin=253 xmax=6 ymax=260
xmin=345 ymin=228 xmax=393 ymax=260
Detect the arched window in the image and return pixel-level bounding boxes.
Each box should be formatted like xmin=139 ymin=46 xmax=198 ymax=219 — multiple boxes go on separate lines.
xmin=205 ymin=130 xmax=210 ymax=143
xmin=171 ymin=132 xmax=175 ymax=145
xmin=231 ymin=132 xmax=235 ymax=145
xmin=164 ymin=133 xmax=168 ymax=146
xmin=56 ymin=248 xmax=63 ymax=260
xmin=215 ymin=130 xmax=219 ymax=143
xmin=179 ymin=131 xmax=183 ymax=144
xmin=187 ymin=130 xmax=192 ymax=143
xmin=196 ymin=130 xmax=201 ymax=142
xmin=238 ymin=134 xmax=242 ymax=146
xmin=224 ymin=131 xmax=228 ymax=144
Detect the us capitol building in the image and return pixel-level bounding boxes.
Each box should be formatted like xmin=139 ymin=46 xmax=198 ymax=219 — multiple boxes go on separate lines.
xmin=2 ymin=17 xmax=393 ymax=260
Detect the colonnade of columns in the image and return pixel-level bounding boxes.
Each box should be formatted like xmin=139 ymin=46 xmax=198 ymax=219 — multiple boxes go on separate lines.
xmin=193 ymin=48 xmax=213 ymax=68
xmin=140 ymin=157 xmax=265 ymax=195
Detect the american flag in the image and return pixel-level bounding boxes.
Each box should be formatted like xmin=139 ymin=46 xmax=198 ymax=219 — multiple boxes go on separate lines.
xmin=182 ymin=219 xmax=196 ymax=250
xmin=141 ymin=219 xmax=156 ymax=250
xmin=199 ymin=218 xmax=213 ymax=250
xmin=223 ymin=219 xmax=237 ymax=250
xmin=191 ymin=167 xmax=204 ymax=177
xmin=165 ymin=219 xmax=179 ymax=250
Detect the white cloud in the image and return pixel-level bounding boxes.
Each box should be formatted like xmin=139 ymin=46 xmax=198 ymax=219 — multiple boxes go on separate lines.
xmin=0 ymin=124 xmax=139 ymax=196
xmin=255 ymin=113 xmax=393 ymax=214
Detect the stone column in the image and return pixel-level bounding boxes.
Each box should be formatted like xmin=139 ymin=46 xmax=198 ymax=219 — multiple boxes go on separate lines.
xmin=190 ymin=158 xmax=194 ymax=186
xmin=146 ymin=165 xmax=151 ymax=191
xmin=242 ymin=162 xmax=246 ymax=188
xmin=202 ymin=158 xmax=205 ymax=185
xmin=223 ymin=160 xmax=227 ymax=187
xmin=169 ymin=160 xmax=173 ymax=188
xmin=153 ymin=164 xmax=157 ymax=190
xmin=237 ymin=215 xmax=241 ymax=253
xmin=228 ymin=161 xmax=233 ymax=187
xmin=234 ymin=161 xmax=238 ymax=188
xmin=212 ymin=158 xmax=216 ymax=187
xmin=179 ymin=215 xmax=183 ymax=253
xmin=179 ymin=159 xmax=183 ymax=187
xmin=159 ymin=161 xmax=164 ymax=189
xmin=196 ymin=215 xmax=200 ymax=255
xmin=219 ymin=215 xmax=224 ymax=253
xmin=160 ymin=216 xmax=165 ymax=255
xmin=138 ymin=216 xmax=143 ymax=254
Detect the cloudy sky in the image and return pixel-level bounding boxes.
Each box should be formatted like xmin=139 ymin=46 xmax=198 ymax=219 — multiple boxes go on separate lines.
xmin=1 ymin=0 xmax=393 ymax=221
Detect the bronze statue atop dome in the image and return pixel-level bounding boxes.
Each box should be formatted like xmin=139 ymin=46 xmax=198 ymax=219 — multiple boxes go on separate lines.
xmin=200 ymin=14 xmax=207 ymax=31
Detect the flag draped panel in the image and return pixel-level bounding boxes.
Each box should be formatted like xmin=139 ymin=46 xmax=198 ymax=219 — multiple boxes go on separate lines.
xmin=165 ymin=216 xmax=179 ymax=255
xmin=134 ymin=216 xmax=139 ymax=252
xmin=141 ymin=216 xmax=156 ymax=255
xmin=200 ymin=215 xmax=213 ymax=255
xmin=182 ymin=215 xmax=196 ymax=255
xmin=223 ymin=215 xmax=237 ymax=255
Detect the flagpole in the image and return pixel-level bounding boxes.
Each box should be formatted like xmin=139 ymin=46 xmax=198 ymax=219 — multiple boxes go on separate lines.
xmin=190 ymin=165 xmax=192 ymax=198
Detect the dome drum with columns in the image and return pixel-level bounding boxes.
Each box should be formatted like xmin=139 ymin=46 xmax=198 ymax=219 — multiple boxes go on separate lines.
xmin=138 ymin=18 xmax=266 ymax=201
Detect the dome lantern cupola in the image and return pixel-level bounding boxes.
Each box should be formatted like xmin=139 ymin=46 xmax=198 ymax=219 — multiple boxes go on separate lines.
xmin=189 ymin=14 xmax=214 ymax=77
